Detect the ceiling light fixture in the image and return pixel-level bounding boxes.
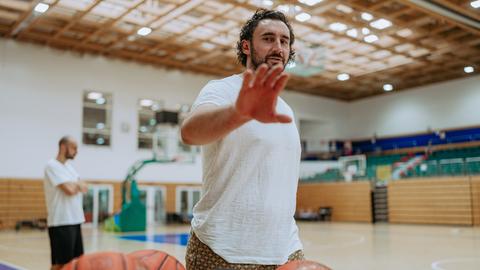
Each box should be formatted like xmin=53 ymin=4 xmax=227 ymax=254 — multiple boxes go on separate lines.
xmin=361 ymin=12 xmax=373 ymax=21
xmin=361 ymin=27 xmax=370 ymax=35
xmin=127 ymin=35 xmax=137 ymax=41
xmin=201 ymin=42 xmax=215 ymax=50
xmin=337 ymin=73 xmax=350 ymax=81
xmin=336 ymin=4 xmax=353 ymax=13
xmin=34 ymin=3 xmax=49 ymax=13
xmin=262 ymin=0 xmax=274 ymax=6
xmin=364 ymin=34 xmax=379 ymax=43
xmin=370 ymin=18 xmax=392 ymax=30
xmin=329 ymin=22 xmax=347 ymax=32
xmin=298 ymin=0 xmax=324 ymax=6
xmin=464 ymin=66 xmax=474 ymax=73
xmin=296 ymin=12 xmax=311 ymax=22
xmin=471 ymin=1 xmax=480 ymax=8
xmin=137 ymin=27 xmax=152 ymax=36
xmin=346 ymin=29 xmax=358 ymax=38
xmin=383 ymin=84 xmax=393 ymax=91
xmin=396 ymin=28 xmax=413 ymax=37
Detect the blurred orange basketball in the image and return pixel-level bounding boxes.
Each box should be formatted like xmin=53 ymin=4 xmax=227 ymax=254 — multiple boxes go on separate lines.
xmin=61 ymin=251 xmax=136 ymax=270
xmin=128 ymin=249 xmax=185 ymax=270
xmin=277 ymin=260 xmax=332 ymax=270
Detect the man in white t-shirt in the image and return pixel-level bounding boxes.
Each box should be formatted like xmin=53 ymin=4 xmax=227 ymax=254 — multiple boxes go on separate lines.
xmin=44 ymin=136 xmax=87 ymax=270
xmin=181 ymin=9 xmax=304 ymax=270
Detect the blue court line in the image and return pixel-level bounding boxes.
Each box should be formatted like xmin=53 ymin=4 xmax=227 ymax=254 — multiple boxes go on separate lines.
xmin=119 ymin=233 xmax=190 ymax=246
xmin=0 ymin=262 xmax=20 ymax=270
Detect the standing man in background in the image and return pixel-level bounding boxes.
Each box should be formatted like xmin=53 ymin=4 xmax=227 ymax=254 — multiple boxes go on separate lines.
xmin=181 ymin=9 xmax=304 ymax=270
xmin=44 ymin=136 xmax=87 ymax=270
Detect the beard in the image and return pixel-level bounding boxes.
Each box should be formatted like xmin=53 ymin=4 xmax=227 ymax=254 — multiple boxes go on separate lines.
xmin=250 ymin=44 xmax=287 ymax=70
xmin=66 ymin=152 xmax=76 ymax=160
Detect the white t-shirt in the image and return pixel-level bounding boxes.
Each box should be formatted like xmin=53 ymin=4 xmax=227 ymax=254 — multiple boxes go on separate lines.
xmin=191 ymin=74 xmax=303 ymax=265
xmin=44 ymin=159 xmax=85 ymax=227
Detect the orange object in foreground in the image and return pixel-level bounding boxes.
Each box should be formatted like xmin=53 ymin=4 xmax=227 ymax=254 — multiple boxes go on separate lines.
xmin=128 ymin=249 xmax=185 ymax=270
xmin=277 ymin=260 xmax=332 ymax=270
xmin=62 ymin=251 xmax=136 ymax=270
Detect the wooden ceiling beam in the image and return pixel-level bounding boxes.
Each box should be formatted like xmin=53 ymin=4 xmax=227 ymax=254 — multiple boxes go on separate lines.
xmin=19 ymin=28 xmax=228 ymax=78
xmin=113 ymin=49 xmax=230 ymax=77
xmin=305 ymin=0 xmax=342 ymax=15
xmin=138 ymin=4 xmax=237 ymax=58
xmin=345 ymin=0 xmax=477 ymax=69
xmin=20 ymin=30 xmax=105 ymax=51
xmin=1 ymin=0 xmax=477 ymax=101
xmin=399 ymin=0 xmax=480 ymax=36
xmin=72 ymin=0 xmax=147 ymax=50
xmin=0 ymin=24 xmax=11 ymax=33
xmin=0 ymin=9 xmax=19 ymax=21
xmin=432 ymin=0 xmax=480 ymax=22
xmin=103 ymin=0 xmax=204 ymax=54
xmin=0 ymin=0 xmax=29 ymax=11
xmin=320 ymin=12 xmax=427 ymax=66
xmin=367 ymin=1 xmax=388 ymax=11
xmin=13 ymin=0 xmax=61 ymax=38
xmin=389 ymin=6 xmax=410 ymax=19
xmin=225 ymin=0 xmax=406 ymax=72
xmin=6 ymin=0 xmax=39 ymax=37
xmin=48 ymin=0 xmax=103 ymax=44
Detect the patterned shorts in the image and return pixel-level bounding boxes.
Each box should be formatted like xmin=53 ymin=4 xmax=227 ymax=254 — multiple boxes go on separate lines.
xmin=185 ymin=232 xmax=305 ymax=270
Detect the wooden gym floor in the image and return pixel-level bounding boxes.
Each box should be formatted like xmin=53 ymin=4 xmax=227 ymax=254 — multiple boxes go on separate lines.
xmin=0 ymin=222 xmax=479 ymax=270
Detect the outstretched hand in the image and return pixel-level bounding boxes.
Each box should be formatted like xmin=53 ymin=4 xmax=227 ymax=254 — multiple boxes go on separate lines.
xmin=235 ymin=64 xmax=292 ymax=123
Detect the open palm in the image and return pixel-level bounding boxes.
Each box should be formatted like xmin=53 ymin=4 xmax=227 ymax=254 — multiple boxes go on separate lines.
xmin=235 ymin=64 xmax=292 ymax=123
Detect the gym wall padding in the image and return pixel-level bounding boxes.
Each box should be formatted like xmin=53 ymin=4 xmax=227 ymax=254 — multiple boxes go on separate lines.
xmin=388 ymin=177 xmax=473 ymax=225
xmin=0 ymin=178 xmax=201 ymax=230
xmin=471 ymin=176 xmax=480 ymax=226
xmin=297 ymin=181 xmax=372 ymax=222
xmin=0 ymin=179 xmax=47 ymax=229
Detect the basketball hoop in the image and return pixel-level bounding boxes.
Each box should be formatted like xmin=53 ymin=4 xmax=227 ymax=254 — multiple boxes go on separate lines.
xmin=286 ymin=41 xmax=326 ymax=77
xmin=153 ymin=124 xmax=198 ymax=163
xmin=339 ymin=155 xmax=366 ymax=181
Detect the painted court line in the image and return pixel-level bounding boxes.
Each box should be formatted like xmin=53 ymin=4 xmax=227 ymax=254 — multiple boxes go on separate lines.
xmin=0 ymin=260 xmax=26 ymax=270
xmin=431 ymin=257 xmax=480 ymax=270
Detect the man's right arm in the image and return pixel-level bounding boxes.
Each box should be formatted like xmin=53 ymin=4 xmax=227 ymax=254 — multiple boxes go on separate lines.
xmin=181 ymin=104 xmax=250 ymax=145
xmin=46 ymin=166 xmax=88 ymax=196
xmin=181 ymin=64 xmax=291 ymax=146
xmin=58 ymin=182 xmax=86 ymax=196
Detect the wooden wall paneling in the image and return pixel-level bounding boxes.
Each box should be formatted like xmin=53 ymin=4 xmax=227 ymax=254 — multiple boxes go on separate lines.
xmin=470 ymin=176 xmax=480 ymax=226
xmin=388 ymin=177 xmax=472 ymax=225
xmin=297 ymin=181 xmax=372 ymax=222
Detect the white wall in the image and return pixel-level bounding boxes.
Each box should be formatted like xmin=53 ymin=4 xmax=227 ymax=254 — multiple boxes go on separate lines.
xmin=2 ymin=38 xmax=478 ymax=180
xmin=347 ymin=76 xmax=480 ymax=139
xmin=283 ymin=91 xmax=349 ymax=140
xmin=0 ymin=39 xmax=211 ymax=181
xmin=0 ymin=39 xmax=348 ymax=180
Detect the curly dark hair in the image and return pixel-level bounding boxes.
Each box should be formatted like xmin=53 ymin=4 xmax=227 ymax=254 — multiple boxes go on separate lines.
xmin=236 ymin=9 xmax=295 ymax=67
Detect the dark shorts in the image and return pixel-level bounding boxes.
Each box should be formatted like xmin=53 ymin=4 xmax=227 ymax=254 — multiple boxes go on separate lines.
xmin=48 ymin=224 xmax=84 ymax=265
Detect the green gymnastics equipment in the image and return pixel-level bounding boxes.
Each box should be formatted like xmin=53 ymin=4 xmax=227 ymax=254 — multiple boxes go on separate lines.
xmin=114 ymin=115 xmax=197 ymax=232
xmin=118 ymin=158 xmax=170 ymax=232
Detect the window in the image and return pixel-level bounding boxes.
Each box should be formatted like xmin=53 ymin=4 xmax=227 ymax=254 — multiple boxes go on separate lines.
xmin=176 ymin=186 xmax=202 ymax=218
xmin=138 ymin=99 xmax=163 ymax=149
xmin=138 ymin=100 xmax=197 ymax=159
xmin=82 ymin=91 xmax=112 ymax=146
